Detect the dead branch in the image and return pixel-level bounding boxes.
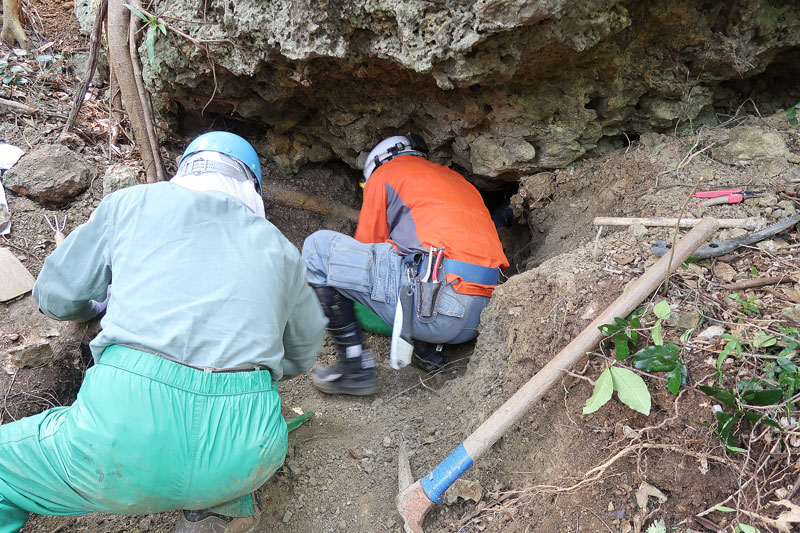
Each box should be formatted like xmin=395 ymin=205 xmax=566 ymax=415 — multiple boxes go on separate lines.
xmin=722 ymin=276 xmax=794 ymax=291
xmin=61 ymin=0 xmax=107 ymax=138
xmin=0 ymin=97 xmax=36 ymax=115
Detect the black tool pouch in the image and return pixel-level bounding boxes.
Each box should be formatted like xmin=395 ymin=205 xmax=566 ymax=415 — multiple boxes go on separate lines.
xmin=414 ymin=278 xmax=446 ymax=323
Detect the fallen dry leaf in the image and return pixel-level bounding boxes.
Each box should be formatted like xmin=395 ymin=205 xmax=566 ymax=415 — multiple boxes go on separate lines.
xmin=763 ymin=499 xmax=800 ymax=533
xmin=712 ymin=262 xmax=737 ymax=282
xmin=635 ymin=482 xmax=667 ymax=515
xmin=443 ymin=478 xmax=483 ymax=505
xmin=615 ymin=253 xmax=635 ymax=266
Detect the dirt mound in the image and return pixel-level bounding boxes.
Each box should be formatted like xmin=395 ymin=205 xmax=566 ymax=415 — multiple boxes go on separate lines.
xmin=438 ymin=119 xmax=800 ymax=531
xmin=445 ymin=233 xmax=737 ymax=531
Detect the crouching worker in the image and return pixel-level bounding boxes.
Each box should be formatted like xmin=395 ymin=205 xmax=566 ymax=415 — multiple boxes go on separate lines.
xmin=303 ymin=134 xmax=508 ymax=396
xmin=0 ymin=132 xmax=327 ymax=533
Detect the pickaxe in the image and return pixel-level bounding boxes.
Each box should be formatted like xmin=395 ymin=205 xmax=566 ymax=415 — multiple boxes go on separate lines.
xmin=397 ymin=218 xmax=720 ymax=532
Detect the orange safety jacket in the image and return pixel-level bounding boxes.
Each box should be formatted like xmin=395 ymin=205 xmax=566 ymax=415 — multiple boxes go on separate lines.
xmin=354 ymin=155 xmax=509 ymax=297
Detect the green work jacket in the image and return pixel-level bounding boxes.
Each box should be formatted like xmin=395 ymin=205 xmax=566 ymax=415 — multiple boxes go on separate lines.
xmin=33 ymin=182 xmax=326 ymax=379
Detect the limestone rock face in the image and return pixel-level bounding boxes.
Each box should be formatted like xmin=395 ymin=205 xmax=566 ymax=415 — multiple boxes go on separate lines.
xmin=77 ymin=1 xmax=800 ymax=180
xmin=4 ymin=145 xmax=96 ymax=207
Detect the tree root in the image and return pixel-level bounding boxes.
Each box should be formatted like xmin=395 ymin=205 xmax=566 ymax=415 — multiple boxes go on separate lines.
xmin=107 ymin=0 xmax=165 ymax=183
xmin=1 ymin=0 xmax=29 ymax=49
xmin=264 ymin=185 xmax=360 ymax=223
xmin=127 ymin=0 xmax=164 ymax=182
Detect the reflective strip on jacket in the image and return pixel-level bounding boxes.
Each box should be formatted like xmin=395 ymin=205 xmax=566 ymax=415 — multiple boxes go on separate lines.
xmin=32 ymin=182 xmax=327 ymax=379
xmin=354 ymin=155 xmax=509 ymax=297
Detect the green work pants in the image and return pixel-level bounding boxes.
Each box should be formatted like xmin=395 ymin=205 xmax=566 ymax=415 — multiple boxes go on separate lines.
xmin=0 ymin=345 xmax=287 ymax=533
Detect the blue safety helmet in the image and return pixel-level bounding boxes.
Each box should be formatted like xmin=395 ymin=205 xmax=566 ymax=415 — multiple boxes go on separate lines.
xmin=179 ymin=132 xmax=262 ymax=193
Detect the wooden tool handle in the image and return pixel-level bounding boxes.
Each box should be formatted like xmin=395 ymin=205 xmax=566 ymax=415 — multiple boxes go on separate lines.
xmin=462 ymin=218 xmax=719 ymax=460
xmin=697 ymin=196 xmax=730 ymax=208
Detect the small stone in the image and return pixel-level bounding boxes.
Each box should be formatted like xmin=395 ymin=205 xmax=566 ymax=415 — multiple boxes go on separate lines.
xmin=9 ymin=340 xmax=53 ymax=368
xmin=371 ymin=398 xmax=383 ymax=408
xmin=668 ymin=312 xmax=701 ymax=330
xmin=102 ymin=163 xmax=139 ymax=197
xmin=756 ymin=240 xmax=778 ymax=252
xmin=282 ymin=510 xmax=292 ymax=523
xmin=628 ymin=223 xmax=649 ymax=240
xmin=382 ymin=436 xmax=392 ymax=448
xmin=58 ymin=131 xmax=85 ymax=151
xmin=697 ymin=326 xmax=725 ymax=340
xmin=758 ymin=194 xmax=779 ymax=207
xmin=782 ymin=305 xmax=800 ymax=323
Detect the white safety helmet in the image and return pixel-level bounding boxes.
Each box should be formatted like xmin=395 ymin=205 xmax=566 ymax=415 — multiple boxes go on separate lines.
xmin=361 ymin=133 xmax=429 ymax=186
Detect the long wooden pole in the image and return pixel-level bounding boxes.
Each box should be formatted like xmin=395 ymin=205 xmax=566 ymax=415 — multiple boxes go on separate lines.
xmin=593 ymin=216 xmax=761 ymax=230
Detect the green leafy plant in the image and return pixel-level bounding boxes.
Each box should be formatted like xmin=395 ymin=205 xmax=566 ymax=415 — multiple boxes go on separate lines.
xmin=699 ymin=388 xmax=780 ymax=451
xmin=786 ymin=101 xmax=800 ymax=126
xmin=716 ymin=333 xmax=743 ymax=379
xmin=650 ymin=300 xmax=671 ymax=346
xmin=632 ymin=344 xmax=689 ymax=396
xmin=598 ymin=308 xmax=643 ymax=361
xmin=699 ymin=328 xmax=800 ymax=450
xmin=35 ymin=54 xmax=64 ymax=83
xmin=727 ymin=293 xmax=761 ymax=315
xmin=0 ymin=60 xmax=28 ymax=85
xmin=583 ymin=365 xmax=651 ymax=416
xmin=124 ymin=3 xmax=167 ymax=73
xmin=753 ymin=331 xmax=777 ymax=349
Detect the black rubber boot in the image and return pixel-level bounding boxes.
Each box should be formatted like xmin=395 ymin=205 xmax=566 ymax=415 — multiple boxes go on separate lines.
xmin=412 ymin=341 xmax=447 ymax=373
xmin=309 ymin=286 xmax=378 ymax=396
xmin=175 ymin=492 xmax=261 ymax=532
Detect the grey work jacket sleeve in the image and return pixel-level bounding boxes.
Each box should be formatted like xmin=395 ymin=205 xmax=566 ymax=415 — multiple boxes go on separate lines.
xmin=280 ymin=260 xmax=327 ymax=379
xmin=33 ymin=199 xmax=113 ymax=323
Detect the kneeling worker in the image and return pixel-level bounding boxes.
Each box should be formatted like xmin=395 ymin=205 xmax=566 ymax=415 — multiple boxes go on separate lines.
xmin=303 ymin=133 xmax=508 ymax=395
xmin=0 ymin=132 xmax=327 ymax=533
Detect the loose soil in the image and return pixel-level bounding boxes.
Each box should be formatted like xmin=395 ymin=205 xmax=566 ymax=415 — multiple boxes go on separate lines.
xmin=1 ymin=5 xmax=799 ymax=533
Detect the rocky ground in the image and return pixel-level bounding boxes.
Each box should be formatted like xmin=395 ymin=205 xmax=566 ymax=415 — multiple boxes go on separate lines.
xmin=1 ymin=3 xmax=800 ymax=533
